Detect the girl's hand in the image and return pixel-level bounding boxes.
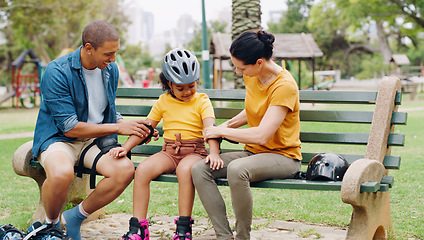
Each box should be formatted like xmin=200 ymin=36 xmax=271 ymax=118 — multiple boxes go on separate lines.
xmin=205 ymin=152 xmax=224 ymax=170
xmin=109 ymin=147 xmax=128 ymax=158
xmin=152 ymin=129 xmax=160 ymax=141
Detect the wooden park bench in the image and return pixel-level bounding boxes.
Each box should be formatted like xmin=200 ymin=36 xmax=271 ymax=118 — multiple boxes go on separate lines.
xmin=12 ymin=76 xmax=406 ymax=239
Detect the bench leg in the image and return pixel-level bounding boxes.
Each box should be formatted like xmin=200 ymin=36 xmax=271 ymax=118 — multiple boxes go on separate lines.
xmin=12 ymin=141 xmax=104 ymax=223
xmin=346 ymin=192 xmax=391 ymax=240
xmin=341 ymin=159 xmax=392 ymax=240
xmin=66 ymin=174 xmax=105 ymax=222
xmin=29 ymin=175 xmax=105 ymax=223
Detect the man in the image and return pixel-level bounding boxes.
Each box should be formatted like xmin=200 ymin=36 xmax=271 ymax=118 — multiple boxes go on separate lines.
xmin=30 ymin=20 xmax=151 ymax=240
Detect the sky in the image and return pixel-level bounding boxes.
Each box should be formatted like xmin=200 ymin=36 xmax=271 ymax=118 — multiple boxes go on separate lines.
xmin=127 ymin=0 xmax=287 ymax=34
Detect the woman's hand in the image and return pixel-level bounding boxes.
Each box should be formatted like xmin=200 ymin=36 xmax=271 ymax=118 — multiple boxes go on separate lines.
xmin=202 ymin=126 xmax=221 ymax=141
xmin=205 ymin=152 xmax=224 ymax=170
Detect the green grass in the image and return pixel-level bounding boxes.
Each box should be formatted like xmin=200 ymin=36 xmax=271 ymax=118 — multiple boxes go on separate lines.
xmin=0 ymin=108 xmax=38 ymax=134
xmin=1 ymin=94 xmax=423 ymax=239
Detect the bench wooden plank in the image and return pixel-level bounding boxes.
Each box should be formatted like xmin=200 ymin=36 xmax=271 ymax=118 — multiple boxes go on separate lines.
xmin=28 ymin=159 xmax=393 ymax=193
xmin=126 ymin=147 xmax=401 ymax=169
xmin=154 ymin=174 xmax=392 ymax=192
xmin=117 ymin=106 xmax=407 ymax=126
xmin=300 ymin=132 xmax=405 ymax=146
xmin=300 ymin=153 xmax=401 ymax=169
xmin=117 ymin=88 xmax=402 ymax=105
xmin=300 ymin=110 xmax=406 ymax=125
xmin=299 ymin=91 xmax=402 ymax=105
xmin=360 ymin=182 xmax=380 ymax=192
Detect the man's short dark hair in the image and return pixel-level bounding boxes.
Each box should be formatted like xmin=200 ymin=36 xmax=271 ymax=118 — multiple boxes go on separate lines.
xmin=82 ymin=20 xmax=119 ymax=49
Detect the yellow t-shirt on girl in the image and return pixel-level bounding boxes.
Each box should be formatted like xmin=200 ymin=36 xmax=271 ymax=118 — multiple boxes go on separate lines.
xmin=147 ymin=92 xmax=215 ymax=140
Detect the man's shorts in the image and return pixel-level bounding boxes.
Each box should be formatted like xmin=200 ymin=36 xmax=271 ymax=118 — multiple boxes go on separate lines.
xmin=38 ymin=138 xmax=101 ymax=168
xmin=161 ymin=133 xmax=207 ymax=168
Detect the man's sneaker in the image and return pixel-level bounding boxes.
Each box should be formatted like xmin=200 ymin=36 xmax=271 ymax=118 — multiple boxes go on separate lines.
xmin=0 ymin=224 xmax=26 ymax=240
xmin=172 ymin=217 xmax=194 ymax=240
xmin=122 ymin=217 xmax=149 ymax=240
xmin=24 ymin=222 xmax=70 ymax=240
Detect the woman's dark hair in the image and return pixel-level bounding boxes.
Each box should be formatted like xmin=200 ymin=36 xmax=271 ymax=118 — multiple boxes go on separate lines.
xmin=229 ymin=30 xmax=275 ymax=65
xmin=159 ymin=72 xmax=172 ymax=92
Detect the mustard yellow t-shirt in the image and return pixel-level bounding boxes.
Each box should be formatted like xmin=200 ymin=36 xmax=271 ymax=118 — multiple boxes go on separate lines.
xmin=243 ymin=68 xmax=302 ymax=160
xmin=147 ymin=92 xmax=215 ymax=140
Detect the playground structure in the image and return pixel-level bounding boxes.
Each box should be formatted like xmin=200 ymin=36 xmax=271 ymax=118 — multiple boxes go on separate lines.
xmin=210 ymin=32 xmax=323 ymax=90
xmin=307 ymin=70 xmax=341 ymax=90
xmin=0 ymin=49 xmax=42 ymax=108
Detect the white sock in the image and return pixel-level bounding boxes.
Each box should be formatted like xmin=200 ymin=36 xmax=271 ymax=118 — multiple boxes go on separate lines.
xmin=45 ymin=216 xmax=60 ymax=225
xmin=78 ymin=202 xmax=91 ymax=218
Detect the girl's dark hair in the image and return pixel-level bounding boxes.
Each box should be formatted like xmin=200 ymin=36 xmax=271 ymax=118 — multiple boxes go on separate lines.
xmin=229 ymin=30 xmax=275 ymax=65
xmin=159 ymin=72 xmax=171 ymax=92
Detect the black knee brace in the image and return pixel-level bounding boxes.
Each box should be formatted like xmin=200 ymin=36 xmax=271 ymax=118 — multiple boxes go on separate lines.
xmin=76 ymin=136 xmax=122 ymax=189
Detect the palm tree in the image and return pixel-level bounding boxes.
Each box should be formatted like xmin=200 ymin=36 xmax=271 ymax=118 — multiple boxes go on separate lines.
xmin=231 ymin=0 xmax=261 ymax=89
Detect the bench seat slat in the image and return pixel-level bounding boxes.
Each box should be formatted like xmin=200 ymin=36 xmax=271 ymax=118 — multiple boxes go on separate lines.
xmin=153 ymin=174 xmax=343 ymax=191
xmin=153 ymin=174 xmax=392 ymax=192
xmin=28 ymin=160 xmax=394 ymax=192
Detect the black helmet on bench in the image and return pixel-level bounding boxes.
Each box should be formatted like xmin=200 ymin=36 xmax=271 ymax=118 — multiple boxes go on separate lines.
xmin=306 ymin=153 xmax=349 ymax=181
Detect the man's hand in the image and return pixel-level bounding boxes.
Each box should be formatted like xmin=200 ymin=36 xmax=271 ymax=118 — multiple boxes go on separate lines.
xmin=117 ymin=120 xmax=152 ymax=138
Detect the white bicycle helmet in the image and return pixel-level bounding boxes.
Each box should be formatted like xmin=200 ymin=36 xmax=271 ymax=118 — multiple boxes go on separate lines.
xmin=162 ymin=48 xmax=200 ymax=84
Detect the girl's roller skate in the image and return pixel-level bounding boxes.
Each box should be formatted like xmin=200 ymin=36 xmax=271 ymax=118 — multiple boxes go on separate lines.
xmin=172 ymin=216 xmax=194 ymax=240
xmin=122 ymin=217 xmax=149 ymax=240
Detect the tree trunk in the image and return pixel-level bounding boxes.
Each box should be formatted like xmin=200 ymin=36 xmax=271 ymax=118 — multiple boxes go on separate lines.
xmin=375 ymin=21 xmax=392 ymax=64
xmin=231 ymin=0 xmax=261 ymax=89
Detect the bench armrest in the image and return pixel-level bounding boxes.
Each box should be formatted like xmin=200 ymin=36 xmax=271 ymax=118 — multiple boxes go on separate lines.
xmin=12 ymin=140 xmax=45 ymax=179
xmin=341 ymin=158 xmax=387 ymax=205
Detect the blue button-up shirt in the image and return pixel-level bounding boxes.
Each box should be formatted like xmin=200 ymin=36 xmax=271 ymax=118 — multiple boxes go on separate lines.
xmin=32 ymin=46 xmax=122 ymax=158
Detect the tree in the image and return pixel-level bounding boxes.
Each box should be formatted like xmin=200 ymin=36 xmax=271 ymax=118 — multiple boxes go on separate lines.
xmin=231 ymin=0 xmax=261 ymax=89
xmin=0 ymin=0 xmax=129 ymax=64
xmin=268 ymin=0 xmax=313 ymax=34
xmin=389 ymin=0 xmax=424 ymax=29
xmin=185 ymin=20 xmax=228 ymax=52
xmin=119 ymin=44 xmax=156 ymax=80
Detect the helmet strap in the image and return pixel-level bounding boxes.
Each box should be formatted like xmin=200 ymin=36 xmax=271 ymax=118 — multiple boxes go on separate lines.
xmin=168 ymin=82 xmax=185 ymax=102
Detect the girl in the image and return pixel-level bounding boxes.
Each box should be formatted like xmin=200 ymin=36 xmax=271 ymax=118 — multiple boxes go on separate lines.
xmin=109 ymin=48 xmax=223 ymax=240
xmin=191 ymin=30 xmax=302 ymax=240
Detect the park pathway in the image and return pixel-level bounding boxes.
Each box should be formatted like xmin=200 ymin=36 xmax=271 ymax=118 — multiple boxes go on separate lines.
xmin=80 ymin=213 xmax=347 ymax=240
xmin=3 ymin=132 xmax=348 ymax=239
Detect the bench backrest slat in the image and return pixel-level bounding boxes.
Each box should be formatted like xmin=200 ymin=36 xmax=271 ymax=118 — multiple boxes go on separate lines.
xmin=300 ymin=110 xmax=406 ymax=125
xmin=300 ymin=132 xmax=405 ymax=146
xmin=117 ymin=106 xmax=407 ymax=126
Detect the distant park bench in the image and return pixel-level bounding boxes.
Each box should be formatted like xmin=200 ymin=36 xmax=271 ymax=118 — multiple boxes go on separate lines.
xmin=13 ymin=76 xmax=405 ymax=239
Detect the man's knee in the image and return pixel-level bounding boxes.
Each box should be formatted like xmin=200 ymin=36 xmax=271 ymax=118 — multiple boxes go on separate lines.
xmin=115 ymin=157 xmax=135 ymax=179
xmin=44 ymin=160 xmax=75 ymax=185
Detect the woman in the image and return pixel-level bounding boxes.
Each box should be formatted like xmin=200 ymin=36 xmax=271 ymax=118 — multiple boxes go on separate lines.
xmin=191 ymin=30 xmax=302 ymax=240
